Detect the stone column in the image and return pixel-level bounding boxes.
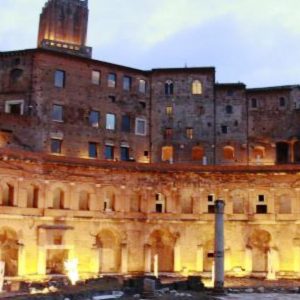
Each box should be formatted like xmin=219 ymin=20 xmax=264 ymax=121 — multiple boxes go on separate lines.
xmin=174 ymin=242 xmax=181 ymax=272
xmin=214 ymin=200 xmax=225 ymax=293
xmin=121 ymin=243 xmax=128 ymax=274
xmin=90 ymin=247 xmax=100 ymax=274
xmin=37 ymin=247 xmax=47 ymax=275
xmin=196 ymin=245 xmax=204 ymax=272
xmin=245 ymin=247 xmax=252 ymax=273
xmin=18 ymin=245 xmax=26 ymax=276
xmin=144 ymin=244 xmax=151 ymax=273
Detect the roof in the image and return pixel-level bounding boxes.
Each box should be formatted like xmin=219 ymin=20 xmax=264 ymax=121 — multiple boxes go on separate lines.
xmin=215 ymin=83 xmax=246 ymax=89
xmin=247 ymin=85 xmax=300 ymax=93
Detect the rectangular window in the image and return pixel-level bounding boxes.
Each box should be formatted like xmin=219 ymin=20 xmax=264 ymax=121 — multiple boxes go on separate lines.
xmin=5 ymin=100 xmax=24 ymax=115
xmin=106 ymin=113 xmax=116 ymax=130
xmin=121 ymin=115 xmax=131 ymax=132
xmin=279 ymin=97 xmax=286 ymax=107
xmin=123 ymin=76 xmax=132 ymax=91
xmin=89 ymin=142 xmax=98 ymax=158
xmin=51 ymin=139 xmax=62 ymax=154
xmin=108 ymin=73 xmax=116 ymax=88
xmin=89 ymin=111 xmax=100 ymax=128
xmin=52 ymin=105 xmax=64 ymax=122
xmin=258 ymin=195 xmax=265 ymax=202
xmin=208 ymin=195 xmax=214 ymax=202
xmin=251 ymin=98 xmax=258 ymax=108
xmin=105 ymin=145 xmax=114 ymax=160
xmin=256 ymin=205 xmax=267 ymax=214
xmin=166 ymin=106 xmax=173 ymax=116
xmin=92 ymin=70 xmax=101 ymax=85
xmin=221 ymin=125 xmax=228 ymax=134
xmin=54 ymin=70 xmax=65 ymax=88
xmin=165 ymin=128 xmax=173 ymax=139
xmin=121 ymin=146 xmax=130 ymax=161
xmin=135 ymin=118 xmax=147 ymax=136
xmin=139 ymin=79 xmax=146 ymax=93
xmin=186 ymin=128 xmax=193 ymax=139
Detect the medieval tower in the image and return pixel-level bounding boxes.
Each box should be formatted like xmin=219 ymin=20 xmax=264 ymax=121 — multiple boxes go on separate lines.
xmin=37 ymin=0 xmax=92 ymax=57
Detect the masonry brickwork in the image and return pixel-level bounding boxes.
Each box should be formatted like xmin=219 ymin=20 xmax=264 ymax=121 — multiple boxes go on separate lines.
xmin=0 ymin=0 xmax=300 ymax=280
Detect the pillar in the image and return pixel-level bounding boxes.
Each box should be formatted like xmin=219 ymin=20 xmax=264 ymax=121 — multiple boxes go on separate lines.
xmin=214 ymin=200 xmax=225 ymax=293
xmin=174 ymin=242 xmax=181 ymax=272
xmin=18 ymin=245 xmax=26 ymax=276
xmin=121 ymin=243 xmax=128 ymax=274
xmin=144 ymin=244 xmax=151 ymax=273
xmin=37 ymin=247 xmax=46 ymax=275
xmin=90 ymin=247 xmax=100 ymax=274
xmin=245 ymin=247 xmax=252 ymax=273
xmin=196 ymin=245 xmax=204 ymax=272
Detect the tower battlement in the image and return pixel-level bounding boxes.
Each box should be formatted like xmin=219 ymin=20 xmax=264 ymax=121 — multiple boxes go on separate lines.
xmin=38 ymin=0 xmax=92 ymax=58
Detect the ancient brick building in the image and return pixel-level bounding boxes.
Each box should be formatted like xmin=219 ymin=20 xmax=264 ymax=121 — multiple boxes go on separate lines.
xmin=0 ymin=0 xmax=300 ymax=280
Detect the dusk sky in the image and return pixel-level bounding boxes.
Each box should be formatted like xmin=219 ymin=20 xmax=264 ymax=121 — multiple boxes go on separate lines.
xmin=1 ymin=0 xmax=300 ymax=87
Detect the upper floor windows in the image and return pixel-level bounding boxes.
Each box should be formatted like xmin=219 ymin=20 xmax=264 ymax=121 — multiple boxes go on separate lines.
xmin=5 ymin=100 xmax=24 ymax=115
xmin=51 ymin=138 xmax=62 ymax=154
xmin=121 ymin=115 xmax=131 ymax=132
xmin=279 ymin=97 xmax=286 ymax=108
xmin=166 ymin=106 xmax=173 ymax=116
xmin=139 ymin=79 xmax=146 ymax=93
xmin=52 ymin=104 xmax=64 ymax=122
xmin=108 ymin=73 xmax=116 ymax=88
xmin=250 ymin=98 xmax=258 ymax=109
xmin=165 ymin=80 xmax=174 ymax=96
xmin=92 ymin=70 xmax=101 ymax=85
xmin=186 ymin=128 xmax=193 ymax=139
xmin=192 ymin=80 xmax=202 ymax=95
xmin=123 ymin=76 xmax=132 ymax=91
xmin=225 ymin=105 xmax=233 ymax=114
xmin=10 ymin=68 xmax=23 ymax=84
xmin=135 ymin=118 xmax=147 ymax=136
xmin=89 ymin=111 xmax=100 ymax=128
xmin=54 ymin=70 xmax=65 ymax=88
xmin=106 ymin=113 xmax=116 ymax=130
xmin=89 ymin=142 xmax=98 ymax=158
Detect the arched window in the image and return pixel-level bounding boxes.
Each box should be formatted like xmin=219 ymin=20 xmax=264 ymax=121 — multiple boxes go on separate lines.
xmin=223 ymin=146 xmax=235 ymax=160
xmin=192 ymin=80 xmax=202 ymax=95
xmin=233 ymin=197 xmax=245 ymax=214
xmin=52 ymin=188 xmax=65 ymax=209
xmin=27 ymin=185 xmax=39 ymax=208
xmin=104 ymin=190 xmax=115 ymax=212
xmin=79 ymin=191 xmax=90 ymax=211
xmin=164 ymin=80 xmax=174 ymax=96
xmin=155 ymin=193 xmax=166 ymax=213
xmin=192 ymin=146 xmax=204 ymax=161
xmin=2 ymin=183 xmax=14 ymax=207
xmin=162 ymin=146 xmax=173 ymax=162
xmin=253 ymin=146 xmax=265 ymax=160
xmin=225 ymin=105 xmax=233 ymax=114
xmin=277 ymin=194 xmax=291 ymax=214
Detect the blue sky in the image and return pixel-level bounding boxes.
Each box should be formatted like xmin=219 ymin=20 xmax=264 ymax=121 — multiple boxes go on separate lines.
xmin=1 ymin=0 xmax=300 ymax=87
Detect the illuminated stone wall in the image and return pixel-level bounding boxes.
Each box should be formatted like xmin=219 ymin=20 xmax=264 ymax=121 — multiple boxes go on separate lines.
xmin=0 ymin=151 xmax=300 ymax=278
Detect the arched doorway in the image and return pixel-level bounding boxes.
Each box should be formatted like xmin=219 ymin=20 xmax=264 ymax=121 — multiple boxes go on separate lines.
xmin=248 ymin=229 xmax=271 ymax=273
xmin=97 ymin=229 xmax=121 ymax=273
xmin=149 ymin=230 xmax=176 ymax=272
xmin=0 ymin=227 xmax=18 ymax=276
xmin=276 ymin=142 xmax=289 ymax=164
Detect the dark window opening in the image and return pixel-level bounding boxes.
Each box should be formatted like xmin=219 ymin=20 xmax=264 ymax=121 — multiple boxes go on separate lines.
xmin=165 ymin=81 xmax=174 ymax=96
xmin=108 ymin=95 xmax=116 ymax=103
xmin=10 ymin=68 xmax=23 ymax=83
xmin=89 ymin=142 xmax=98 ymax=158
xmin=258 ymin=195 xmax=265 ymax=202
xmin=121 ymin=147 xmax=129 ymax=161
xmin=251 ymin=98 xmax=257 ymax=108
xmin=226 ymin=105 xmax=233 ymax=114
xmin=51 ymin=139 xmax=62 ymax=154
xmin=279 ymin=97 xmax=286 ymax=107
xmin=89 ymin=111 xmax=100 ymax=128
xmin=256 ymin=205 xmax=267 ymax=214
xmin=123 ymin=76 xmax=132 ymax=91
xmin=294 ymin=142 xmax=300 ymax=163
xmin=144 ymin=151 xmax=149 ymax=157
xmin=9 ymin=104 xmax=21 ymax=115
xmin=221 ymin=125 xmax=228 ymax=134
xmin=105 ymin=145 xmax=114 ymax=160
xmin=208 ymin=195 xmax=214 ymax=202
xmin=208 ymin=205 xmax=215 ymax=214
xmin=139 ymin=101 xmax=146 ymax=109
xmin=121 ymin=115 xmax=131 ymax=132
xmin=165 ymin=128 xmax=173 ymax=139
xmin=156 ymin=203 xmax=163 ymax=213
xmin=234 ymin=120 xmax=239 ymax=127
xmin=207 ymin=253 xmax=214 ymax=258
xmin=276 ymin=142 xmax=289 ymax=164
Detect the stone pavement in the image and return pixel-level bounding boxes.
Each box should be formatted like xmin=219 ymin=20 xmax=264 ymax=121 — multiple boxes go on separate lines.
xmin=218 ymin=294 xmax=300 ymax=300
